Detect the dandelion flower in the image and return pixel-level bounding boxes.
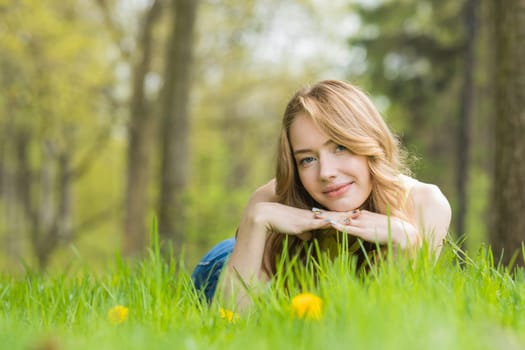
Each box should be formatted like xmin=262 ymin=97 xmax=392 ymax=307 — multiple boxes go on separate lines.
xmin=291 ymin=292 xmax=323 ymax=320
xmin=219 ymin=307 xmax=240 ymax=323
xmin=107 ymin=305 xmax=129 ymax=324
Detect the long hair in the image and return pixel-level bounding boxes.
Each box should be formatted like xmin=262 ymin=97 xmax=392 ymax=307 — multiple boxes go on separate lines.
xmin=263 ymin=80 xmax=411 ymax=275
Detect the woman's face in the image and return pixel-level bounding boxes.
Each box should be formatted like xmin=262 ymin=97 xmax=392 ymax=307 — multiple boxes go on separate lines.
xmin=289 ymin=114 xmax=372 ymax=212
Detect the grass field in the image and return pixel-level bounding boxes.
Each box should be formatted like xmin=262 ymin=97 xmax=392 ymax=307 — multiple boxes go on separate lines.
xmin=1 ymin=237 xmax=524 ymax=350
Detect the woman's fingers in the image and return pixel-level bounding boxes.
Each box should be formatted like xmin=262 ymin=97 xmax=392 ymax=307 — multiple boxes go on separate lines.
xmin=311 ymin=207 xmax=362 ymax=225
xmin=312 ymin=207 xmax=323 ymax=218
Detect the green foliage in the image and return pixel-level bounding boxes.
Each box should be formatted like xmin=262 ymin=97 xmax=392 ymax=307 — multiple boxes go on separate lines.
xmin=0 ymin=0 xmax=122 ymax=270
xmin=465 ymin=167 xmax=489 ymax=251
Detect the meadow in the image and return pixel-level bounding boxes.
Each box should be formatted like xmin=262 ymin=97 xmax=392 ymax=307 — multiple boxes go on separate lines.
xmin=1 ymin=236 xmax=524 ymax=350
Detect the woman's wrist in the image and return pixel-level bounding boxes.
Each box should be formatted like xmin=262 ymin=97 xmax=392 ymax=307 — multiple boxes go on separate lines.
xmin=250 ymin=202 xmax=279 ymax=237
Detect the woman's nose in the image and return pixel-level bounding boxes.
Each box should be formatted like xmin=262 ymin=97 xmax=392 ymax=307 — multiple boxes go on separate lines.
xmin=318 ymin=155 xmax=337 ymax=180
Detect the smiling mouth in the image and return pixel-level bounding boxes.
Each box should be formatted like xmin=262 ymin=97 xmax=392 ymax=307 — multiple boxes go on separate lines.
xmin=323 ymin=182 xmax=353 ymax=198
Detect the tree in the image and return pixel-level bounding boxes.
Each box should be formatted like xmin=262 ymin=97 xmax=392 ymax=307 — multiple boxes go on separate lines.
xmin=0 ymin=0 xmax=116 ymax=269
xmin=123 ymin=0 xmax=162 ymax=258
xmin=158 ymin=0 xmax=199 ymax=257
xmin=95 ymin=0 xmax=166 ymax=258
xmin=490 ymin=0 xmax=525 ymax=267
xmin=456 ymin=0 xmax=478 ymax=243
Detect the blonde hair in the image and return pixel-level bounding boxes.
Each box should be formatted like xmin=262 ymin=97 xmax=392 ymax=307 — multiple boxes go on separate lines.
xmin=264 ymin=80 xmax=410 ymax=275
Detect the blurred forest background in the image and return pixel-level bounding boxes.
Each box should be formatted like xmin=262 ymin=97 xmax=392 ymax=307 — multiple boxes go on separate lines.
xmin=0 ymin=0 xmax=523 ymax=273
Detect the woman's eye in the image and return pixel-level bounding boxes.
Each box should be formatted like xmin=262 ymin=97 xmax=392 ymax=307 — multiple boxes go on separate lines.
xmin=299 ymin=156 xmax=316 ymax=166
xmin=335 ymin=145 xmax=347 ymax=152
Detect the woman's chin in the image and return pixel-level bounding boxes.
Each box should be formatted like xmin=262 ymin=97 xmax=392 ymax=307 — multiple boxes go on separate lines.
xmin=322 ymin=198 xmax=366 ymax=212
xmin=324 ymin=204 xmax=359 ymax=212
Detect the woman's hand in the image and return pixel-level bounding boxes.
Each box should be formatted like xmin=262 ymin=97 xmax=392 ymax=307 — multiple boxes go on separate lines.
xmin=312 ymin=208 xmax=420 ymax=250
xmin=250 ymin=202 xmax=331 ymax=239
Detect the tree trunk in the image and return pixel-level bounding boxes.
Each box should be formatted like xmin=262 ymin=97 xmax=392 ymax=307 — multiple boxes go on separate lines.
xmin=490 ymin=0 xmax=525 ymax=267
xmin=57 ymin=151 xmax=73 ymax=242
xmin=158 ymin=0 xmax=199 ymax=257
xmin=123 ymin=0 xmax=162 ymax=258
xmin=0 ymin=112 xmax=21 ymax=263
xmin=40 ymin=140 xmax=55 ymax=241
xmin=1 ymin=166 xmax=22 ymax=263
xmin=456 ymin=0 xmax=477 ymax=243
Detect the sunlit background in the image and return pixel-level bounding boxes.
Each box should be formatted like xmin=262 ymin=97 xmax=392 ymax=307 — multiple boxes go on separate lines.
xmin=0 ymin=0 xmax=498 ymax=272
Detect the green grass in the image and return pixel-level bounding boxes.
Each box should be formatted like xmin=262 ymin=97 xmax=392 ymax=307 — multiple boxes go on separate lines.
xmin=1 ymin=237 xmax=524 ymax=350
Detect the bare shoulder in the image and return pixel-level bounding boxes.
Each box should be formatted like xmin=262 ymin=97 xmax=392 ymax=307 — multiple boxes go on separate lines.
xmin=411 ymin=179 xmax=448 ymax=206
xmin=249 ymin=178 xmax=278 ymax=204
xmin=403 ymin=175 xmax=452 ymax=222
xmin=402 ymin=176 xmax=452 ymax=250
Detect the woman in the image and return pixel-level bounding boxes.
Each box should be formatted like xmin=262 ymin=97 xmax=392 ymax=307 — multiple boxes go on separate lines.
xmin=191 ymin=80 xmax=451 ymax=309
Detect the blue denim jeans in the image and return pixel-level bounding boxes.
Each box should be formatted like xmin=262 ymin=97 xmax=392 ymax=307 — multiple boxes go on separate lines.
xmin=191 ymin=238 xmax=235 ymax=303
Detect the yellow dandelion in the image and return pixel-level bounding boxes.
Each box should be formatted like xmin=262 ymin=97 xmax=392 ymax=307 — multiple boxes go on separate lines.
xmin=219 ymin=307 xmax=240 ymax=323
xmin=107 ymin=305 xmax=129 ymax=324
xmin=291 ymin=292 xmax=323 ymax=320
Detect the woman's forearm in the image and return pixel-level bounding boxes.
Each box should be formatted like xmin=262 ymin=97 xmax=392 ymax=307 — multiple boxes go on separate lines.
xmin=217 ymin=207 xmax=270 ymax=311
xmin=215 ymin=181 xmax=276 ymax=309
